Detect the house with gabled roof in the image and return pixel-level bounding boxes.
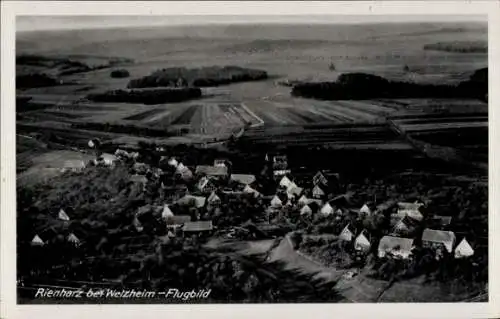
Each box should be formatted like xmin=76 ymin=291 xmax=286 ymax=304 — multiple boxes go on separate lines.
xmin=270 ymin=195 xmax=283 ymax=208
xmin=214 ymin=159 xmax=229 ymax=168
xmin=422 ymin=228 xmax=456 ymax=253
xmin=298 ymin=195 xmax=309 ymax=206
xmin=197 ymin=176 xmax=217 ymax=193
xmin=161 ymin=204 xmax=175 ymax=220
xmin=166 ymin=215 xmax=191 ymax=228
xmin=177 ymin=195 xmax=206 ymax=209
xmin=58 ymin=209 xmax=70 ymax=221
xmin=31 ymin=234 xmax=45 ymax=246
xmin=243 ymin=185 xmax=261 ymax=198
xmin=378 ymin=236 xmax=414 ymax=259
xmin=339 ymin=224 xmax=355 ymax=242
xmin=279 ymin=175 xmax=294 ymax=189
xmin=431 ymin=215 xmax=453 ymax=227
xmin=168 ymin=158 xmax=179 ymax=167
xmin=300 ymin=204 xmax=312 ymax=216
xmin=392 ymin=215 xmax=419 ymax=236
xmin=320 ymin=202 xmax=334 ymax=216
xmin=287 ymin=184 xmax=303 ymax=198
xmin=67 ymin=233 xmax=81 ymax=246
xmin=454 ymin=238 xmax=474 ymax=258
xmin=182 ymin=221 xmax=213 ymax=236
xmin=313 ymin=171 xmax=328 ymax=186
xmin=359 ymin=204 xmax=372 ymax=216
xmin=354 ymin=230 xmax=371 ymax=252
xmin=312 ymin=185 xmax=325 ymax=198
xmin=207 ymin=191 xmax=221 ymax=205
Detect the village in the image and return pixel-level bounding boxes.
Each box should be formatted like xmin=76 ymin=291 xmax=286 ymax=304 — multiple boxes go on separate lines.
xmin=20 ymin=136 xmax=486 ymax=298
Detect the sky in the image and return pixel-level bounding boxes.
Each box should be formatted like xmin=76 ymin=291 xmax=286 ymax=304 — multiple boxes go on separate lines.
xmin=17 ymin=15 xmax=487 ymax=32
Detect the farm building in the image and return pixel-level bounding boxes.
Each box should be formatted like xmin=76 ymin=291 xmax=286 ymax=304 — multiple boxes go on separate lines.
xmin=320 ymin=202 xmax=334 ymax=216
xmin=300 ymin=205 xmax=312 ymax=216
xmin=195 ymin=165 xmax=229 ymax=178
xmin=339 ymin=224 xmax=355 ymax=242
xmin=177 ymin=195 xmax=206 ymax=209
xmin=312 ymin=185 xmax=325 ymax=198
xmin=166 ymin=215 xmax=192 ymax=228
xmin=313 ymin=171 xmax=328 ymax=186
xmin=230 ymin=174 xmax=256 ymax=185
xmin=61 ymin=159 xmax=87 ymax=172
xmin=58 ymin=209 xmax=70 ymax=221
xmin=354 ymin=231 xmax=371 ymax=252
xmin=182 ymin=221 xmax=213 ymax=237
xmin=422 ymin=229 xmax=456 ymax=253
xmin=31 ymin=234 xmax=45 ymax=246
xmin=378 ymin=236 xmax=414 ymax=259
xmin=454 ymin=238 xmax=474 ymax=258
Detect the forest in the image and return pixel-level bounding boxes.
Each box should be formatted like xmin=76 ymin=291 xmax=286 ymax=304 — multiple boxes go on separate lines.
xmin=291 ymin=68 xmax=488 ymax=101
xmin=127 ymin=66 xmax=268 ymax=89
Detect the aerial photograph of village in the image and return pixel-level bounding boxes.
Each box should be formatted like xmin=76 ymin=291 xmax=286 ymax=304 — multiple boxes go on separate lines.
xmin=16 ymin=15 xmax=488 ymax=303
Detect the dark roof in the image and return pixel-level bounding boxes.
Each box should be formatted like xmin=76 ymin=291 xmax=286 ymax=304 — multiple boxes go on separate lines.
xmin=182 ymin=221 xmax=213 ymax=232
xmin=431 ymin=215 xmax=453 ymax=226
xmin=167 ymin=215 xmax=191 ymax=225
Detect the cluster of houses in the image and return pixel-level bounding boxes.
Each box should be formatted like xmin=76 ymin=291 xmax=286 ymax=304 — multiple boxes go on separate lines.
xmin=35 ymin=148 xmax=476 ymax=264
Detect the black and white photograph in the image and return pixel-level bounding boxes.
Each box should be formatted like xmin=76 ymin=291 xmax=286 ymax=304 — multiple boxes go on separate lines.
xmin=1 ymin=1 xmax=499 ymax=317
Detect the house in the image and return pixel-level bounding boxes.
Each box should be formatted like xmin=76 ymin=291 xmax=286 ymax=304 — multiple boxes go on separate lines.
xmin=339 ymin=224 xmax=355 ymax=242
xmin=320 ymin=202 xmax=334 ymax=216
xmin=58 ymin=209 xmax=70 ymax=221
xmin=31 ymin=234 xmax=45 ymax=246
xmin=133 ymin=217 xmax=144 ymax=232
xmin=130 ymin=174 xmax=148 ymax=184
xmin=312 ymin=185 xmax=325 ymax=198
xmin=279 ymin=176 xmax=294 ymax=189
xmin=214 ymin=159 xmax=228 ymax=167
xmin=243 ymin=185 xmax=261 ymax=198
xmin=197 ymin=176 xmax=217 ymax=193
xmin=300 ymin=205 xmax=312 ymax=216
xmin=67 ymin=233 xmax=81 ymax=246
xmin=270 ymin=195 xmax=283 ymax=208
xmin=298 ymin=195 xmax=309 ymax=206
xmin=398 ymin=202 xmax=424 ymax=210
xmin=161 ymin=204 xmax=175 ymax=220
xmin=273 ymin=169 xmax=291 ymax=177
xmin=272 ymin=155 xmax=288 ymax=170
xmin=168 ymin=158 xmax=179 ymax=167
xmin=99 ymin=153 xmax=118 ymax=166
xmin=354 ymin=231 xmax=371 ymax=252
xmin=230 ymin=174 xmax=256 ymax=186
xmin=392 ymin=216 xmax=419 ymax=236
xmin=378 ymin=236 xmax=414 ymax=259
xmin=177 ymin=166 xmax=193 ymax=181
xmin=313 ymin=171 xmax=328 ymax=186
xmin=182 ymin=221 xmax=213 ymax=236
xmin=287 ymin=184 xmax=303 ymax=198
xmin=359 ymin=204 xmax=371 ymax=216
xmin=176 ymin=162 xmax=187 ymax=172
xmin=454 ymin=238 xmax=474 ymax=258
xmin=195 ymin=165 xmax=229 ymax=178
xmin=398 ymin=208 xmax=424 ymax=221
xmin=61 ymin=160 xmax=86 ymax=173
xmin=207 ymin=191 xmax=221 ymax=205
xmin=177 ymin=195 xmax=206 ymax=209
xmin=422 ymin=229 xmax=456 ymax=253
xmin=133 ymin=162 xmax=149 ymax=174
xmin=166 ymin=215 xmax=191 ymax=228
xmin=330 ymin=194 xmax=350 ymax=207
xmin=431 ymin=215 xmax=453 ymax=227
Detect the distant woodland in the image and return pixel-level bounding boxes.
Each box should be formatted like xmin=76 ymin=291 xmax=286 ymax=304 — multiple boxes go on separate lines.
xmin=291 ymin=68 xmax=488 ymax=101
xmin=423 ymin=41 xmax=487 ymax=53
xmin=127 ymin=66 xmax=268 ymax=89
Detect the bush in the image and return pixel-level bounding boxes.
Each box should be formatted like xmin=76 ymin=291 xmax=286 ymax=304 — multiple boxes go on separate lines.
xmin=110 ymin=69 xmax=130 ymax=78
